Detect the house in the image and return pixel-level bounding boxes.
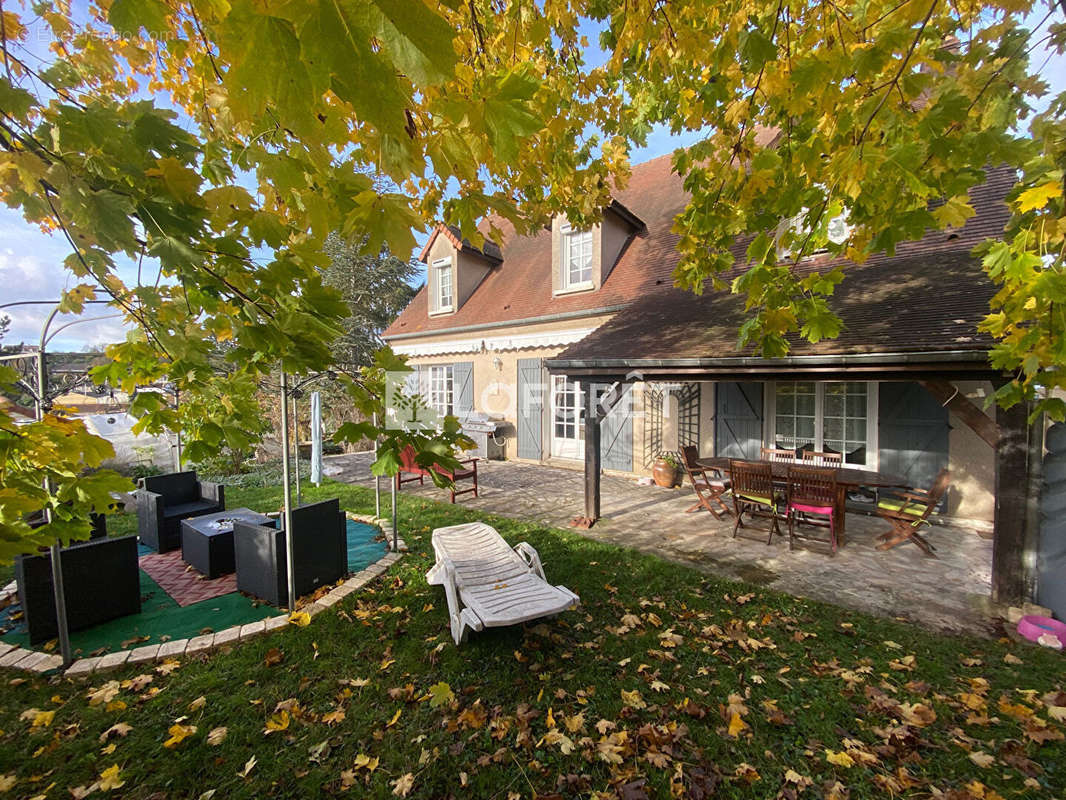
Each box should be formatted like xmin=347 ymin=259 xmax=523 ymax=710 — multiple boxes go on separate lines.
xmin=383 ymin=155 xmax=1040 ymax=604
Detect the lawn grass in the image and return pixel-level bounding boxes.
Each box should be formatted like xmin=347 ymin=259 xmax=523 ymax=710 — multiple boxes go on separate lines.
xmin=0 ymin=479 xmax=1063 ymax=799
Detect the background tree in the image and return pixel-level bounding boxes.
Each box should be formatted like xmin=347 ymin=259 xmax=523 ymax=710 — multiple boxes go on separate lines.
xmin=321 ymin=233 xmax=419 ymax=372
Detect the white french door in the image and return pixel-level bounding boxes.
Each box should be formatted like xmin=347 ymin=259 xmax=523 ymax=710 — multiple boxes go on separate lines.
xmin=550 ymin=375 xmax=585 ymax=459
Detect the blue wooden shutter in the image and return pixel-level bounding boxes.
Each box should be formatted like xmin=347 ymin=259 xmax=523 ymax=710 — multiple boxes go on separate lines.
xmin=714 ymin=382 xmax=764 ymax=460
xmin=453 ymin=362 xmax=474 ymax=421
xmin=516 ymin=359 xmax=543 ymax=460
xmin=596 ymin=383 xmax=633 ymax=472
xmin=877 ymin=382 xmax=949 ymax=497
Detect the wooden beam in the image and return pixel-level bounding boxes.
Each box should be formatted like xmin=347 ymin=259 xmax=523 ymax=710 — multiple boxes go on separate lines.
xmin=920 ymin=380 xmax=1001 ymax=448
xmin=584 ymin=386 xmax=602 ymax=522
xmin=992 ymin=400 xmax=1032 ymax=605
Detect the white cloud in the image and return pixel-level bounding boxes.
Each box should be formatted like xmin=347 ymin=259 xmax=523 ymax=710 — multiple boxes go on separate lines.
xmin=0 ymin=208 xmax=140 ymax=351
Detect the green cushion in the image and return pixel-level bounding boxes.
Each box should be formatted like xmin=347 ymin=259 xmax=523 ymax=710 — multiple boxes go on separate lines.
xmin=878 ymin=499 xmax=927 ymax=516
xmin=737 ymin=492 xmax=773 ymax=507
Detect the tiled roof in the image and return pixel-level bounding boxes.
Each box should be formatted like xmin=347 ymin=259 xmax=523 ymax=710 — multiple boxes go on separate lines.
xmin=418 ymin=224 xmax=503 ymax=264
xmin=384 ymin=152 xmax=686 ymax=338
xmin=385 ymin=153 xmax=1013 ymax=351
xmin=551 ymin=166 xmax=1014 ymax=364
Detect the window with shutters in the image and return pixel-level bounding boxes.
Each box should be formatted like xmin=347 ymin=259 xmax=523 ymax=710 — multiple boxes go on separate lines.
xmin=427 ymin=365 xmax=453 ymax=416
xmin=767 ymin=381 xmax=877 ymax=467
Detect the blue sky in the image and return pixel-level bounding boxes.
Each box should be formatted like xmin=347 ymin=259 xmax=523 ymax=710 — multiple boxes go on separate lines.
xmin=1 ymin=10 xmax=1062 ymax=350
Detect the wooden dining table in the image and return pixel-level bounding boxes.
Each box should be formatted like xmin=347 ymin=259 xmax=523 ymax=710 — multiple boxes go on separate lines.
xmin=695 ymin=457 xmax=908 ymax=545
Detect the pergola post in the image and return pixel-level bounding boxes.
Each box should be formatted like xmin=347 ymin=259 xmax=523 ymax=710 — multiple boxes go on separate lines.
xmin=584 ymin=385 xmax=601 ymax=522
xmin=992 ymin=399 xmax=1035 ymax=605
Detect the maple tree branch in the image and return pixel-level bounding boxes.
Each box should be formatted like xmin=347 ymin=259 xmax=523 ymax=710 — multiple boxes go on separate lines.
xmin=41 ymin=185 xmax=173 ymax=361
xmin=857 ymin=0 xmax=937 ymax=154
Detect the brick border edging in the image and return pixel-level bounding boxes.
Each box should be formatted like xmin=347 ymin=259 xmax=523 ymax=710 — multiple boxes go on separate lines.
xmin=0 ymin=513 xmax=407 ymax=678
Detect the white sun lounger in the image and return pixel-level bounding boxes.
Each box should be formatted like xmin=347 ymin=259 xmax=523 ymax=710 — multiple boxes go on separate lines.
xmin=426 ymin=522 xmax=580 ymax=645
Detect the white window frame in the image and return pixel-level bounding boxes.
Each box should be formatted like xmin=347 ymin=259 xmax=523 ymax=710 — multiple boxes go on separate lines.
xmin=427 ymin=365 xmax=453 ymax=416
xmin=775 ymin=207 xmax=852 ymax=261
xmin=560 ymin=223 xmax=594 ymax=292
xmin=764 ymin=380 xmax=879 ymax=470
xmin=430 ymin=257 xmax=453 ymax=314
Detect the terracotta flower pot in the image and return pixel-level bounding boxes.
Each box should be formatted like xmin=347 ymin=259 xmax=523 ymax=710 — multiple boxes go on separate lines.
xmin=652 ymin=459 xmax=679 ymax=488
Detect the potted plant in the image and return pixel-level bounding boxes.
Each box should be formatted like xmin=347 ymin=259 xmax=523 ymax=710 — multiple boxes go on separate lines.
xmin=652 ymin=453 xmax=681 ymax=488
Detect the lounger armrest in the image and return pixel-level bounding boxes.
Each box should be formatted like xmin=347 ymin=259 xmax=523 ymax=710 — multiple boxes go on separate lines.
xmin=458 ymin=457 xmax=479 ymax=467
xmin=513 ymin=542 xmax=546 ymax=580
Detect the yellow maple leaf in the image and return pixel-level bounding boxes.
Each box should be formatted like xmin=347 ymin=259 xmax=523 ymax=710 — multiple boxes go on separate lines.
xmin=163 ymin=723 xmax=197 ymax=749
xmin=0 ymin=773 xmax=16 ymax=791
xmin=98 ymin=764 xmax=125 ymax=791
xmin=20 ymin=709 xmax=54 ymax=728
xmin=386 ymin=708 xmax=402 ymax=728
xmin=621 ymin=689 xmax=646 ymax=709
xmin=288 ymin=611 xmax=311 ymax=627
xmin=264 ymin=710 xmax=290 ymax=733
xmin=825 ymin=749 xmax=855 ymax=768
xmin=427 ymin=681 xmax=454 ymax=708
xmin=353 ymin=753 xmax=380 ymax=772
xmin=727 ymin=712 xmax=748 ymax=738
xmin=188 ymin=696 xmax=206 ymax=711
xmin=1016 ymin=180 xmax=1063 ymax=213
xmin=237 ymin=755 xmax=257 ymax=778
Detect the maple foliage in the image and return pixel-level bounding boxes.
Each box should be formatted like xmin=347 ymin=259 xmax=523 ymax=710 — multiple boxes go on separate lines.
xmin=0 ymin=1 xmax=1062 ymax=555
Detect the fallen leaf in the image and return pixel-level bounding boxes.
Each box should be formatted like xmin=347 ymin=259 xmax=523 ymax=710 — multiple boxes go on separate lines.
xmin=288 ymin=611 xmax=311 ymax=627
xmin=727 ymin=712 xmax=748 ymax=738
xmin=825 ymin=749 xmax=855 ymax=768
xmin=163 ymin=723 xmax=197 ymax=749
xmin=207 ymin=727 xmax=228 ymax=746
xmin=621 ymin=689 xmax=646 ymax=709
xmin=428 ymin=681 xmax=454 ymax=708
xmin=264 ymin=647 xmax=284 ymax=666
xmin=353 ymin=753 xmax=379 ymax=772
xmin=264 ymin=711 xmax=290 ymax=734
xmin=155 ymin=659 xmax=180 ymax=675
xmin=237 ymin=755 xmax=257 ymax=778
xmin=392 ymin=772 xmax=415 ymax=797
xmin=969 ymin=751 xmax=995 ymax=768
xmin=98 ymin=723 xmax=132 ymax=742
xmin=188 ymin=696 xmax=206 ymax=712
xmin=98 ymin=765 xmax=125 ymax=791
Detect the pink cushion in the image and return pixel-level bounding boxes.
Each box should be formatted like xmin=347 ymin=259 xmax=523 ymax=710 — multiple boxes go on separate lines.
xmin=788 ymin=502 xmax=834 ymax=516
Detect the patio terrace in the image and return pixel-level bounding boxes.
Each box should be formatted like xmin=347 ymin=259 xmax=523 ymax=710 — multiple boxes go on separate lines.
xmin=325 ymin=452 xmax=996 ymax=635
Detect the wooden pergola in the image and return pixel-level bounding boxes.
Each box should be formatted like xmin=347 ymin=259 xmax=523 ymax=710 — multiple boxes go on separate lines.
xmin=546 ymin=350 xmax=1043 ymax=607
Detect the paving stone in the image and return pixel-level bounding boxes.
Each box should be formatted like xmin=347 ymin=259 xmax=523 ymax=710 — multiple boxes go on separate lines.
xmin=303 ymin=602 xmax=326 ymax=618
xmin=331 ymin=583 xmax=356 ymax=598
xmin=264 ymin=615 xmax=289 ymax=632
xmin=65 ymin=657 xmax=101 ymax=677
xmin=28 ymin=654 xmax=64 ymax=673
xmin=127 ymin=644 xmax=162 ymax=664
xmin=323 ymin=451 xmax=998 ymax=636
xmin=0 ymin=643 xmax=15 ymax=659
xmin=212 ymin=627 xmax=240 ymax=647
xmin=317 ymin=594 xmax=340 ymax=608
xmin=14 ymin=651 xmax=53 ymax=672
xmin=96 ymin=651 xmax=130 ymax=671
xmin=0 ymin=648 xmax=33 ymax=668
xmin=185 ymin=634 xmax=216 ymax=655
xmin=158 ymin=640 xmax=188 ymax=659
xmin=238 ymin=620 xmax=267 ymax=640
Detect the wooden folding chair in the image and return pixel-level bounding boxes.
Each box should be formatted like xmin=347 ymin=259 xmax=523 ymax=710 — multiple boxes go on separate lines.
xmin=801 ymin=450 xmax=843 ymax=466
xmin=729 ymin=459 xmax=781 ymax=544
xmin=680 ymin=445 xmax=731 ymax=518
xmin=761 ymin=447 xmax=797 ymax=463
xmin=875 ymin=469 xmax=951 ymax=557
xmin=785 ymin=465 xmax=838 ymax=554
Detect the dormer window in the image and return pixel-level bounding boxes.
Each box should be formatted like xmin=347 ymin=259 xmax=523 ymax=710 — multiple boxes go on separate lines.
xmin=776 ymin=205 xmax=851 ymax=261
xmin=430 ymin=257 xmax=453 ymax=314
xmin=562 ymin=224 xmax=593 ymax=290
